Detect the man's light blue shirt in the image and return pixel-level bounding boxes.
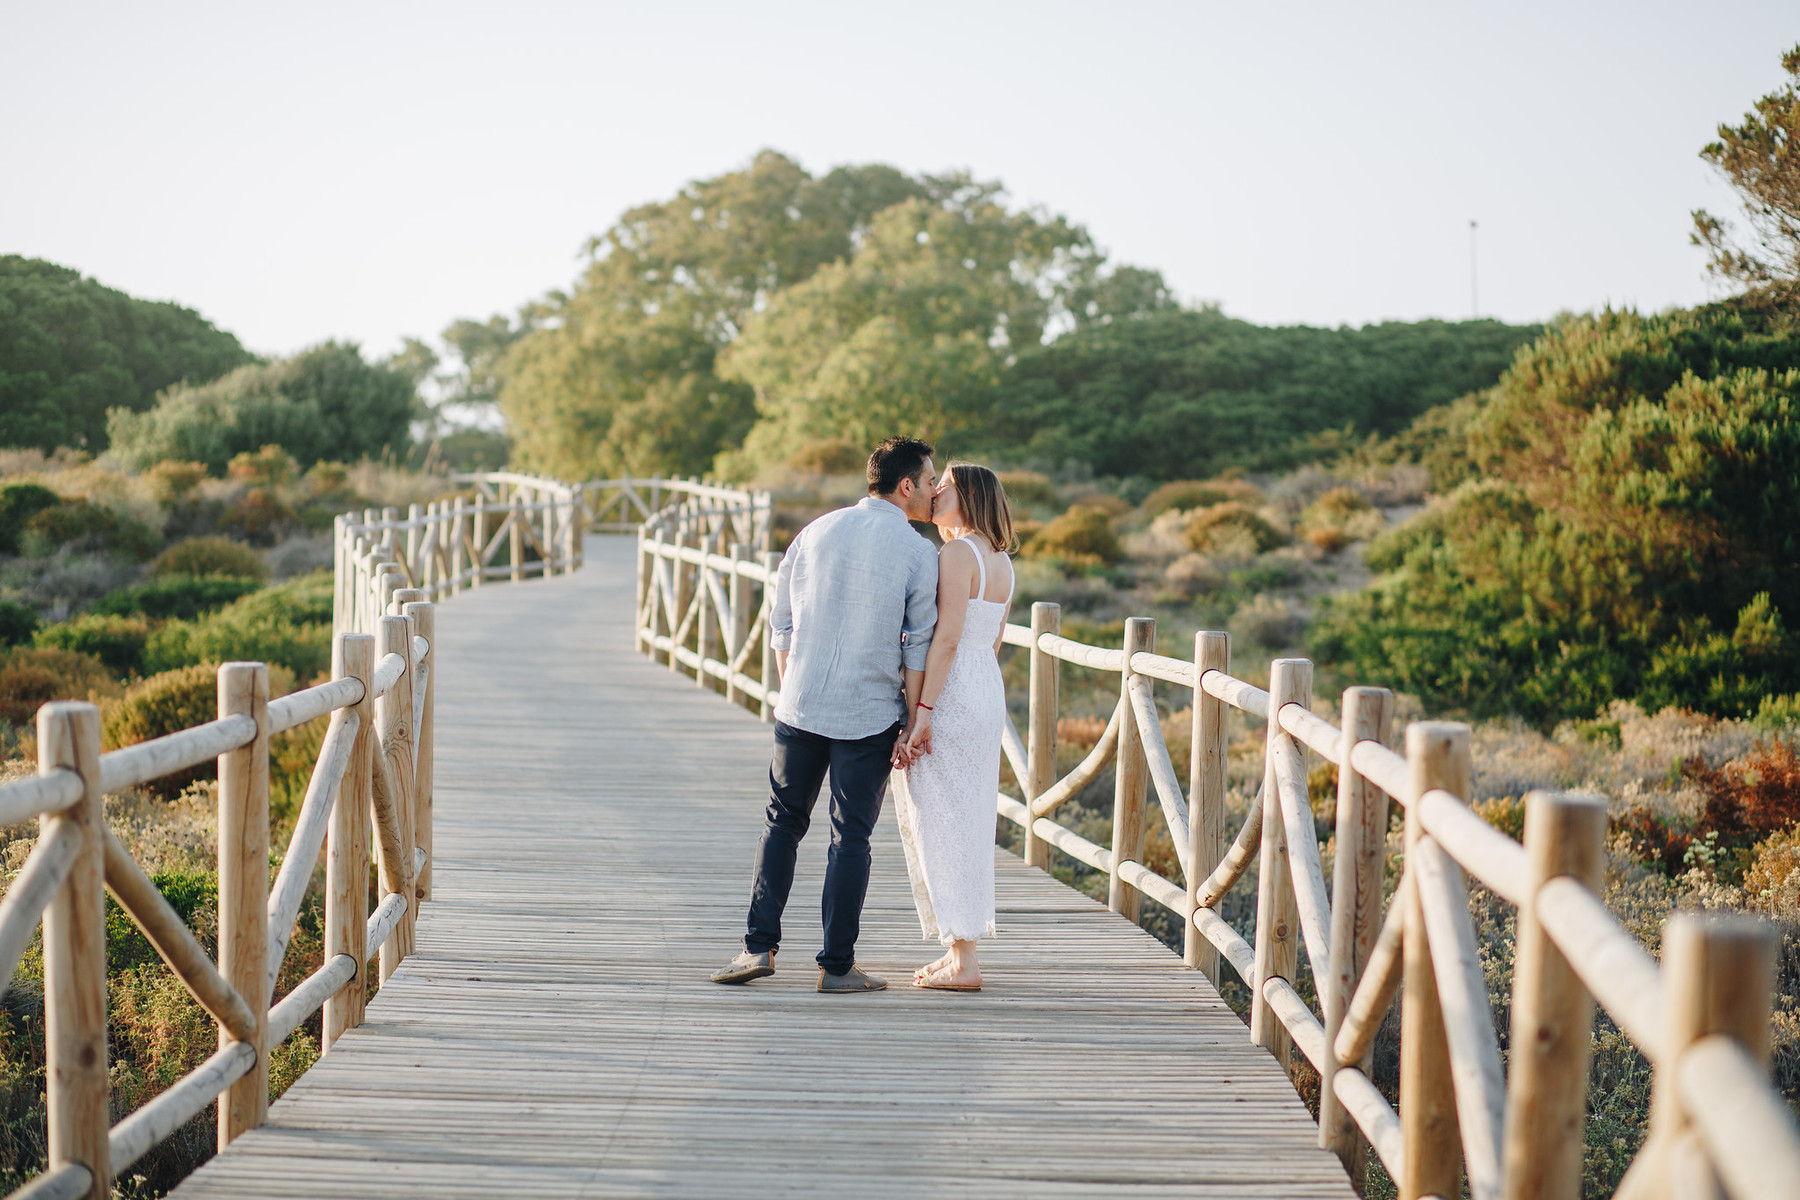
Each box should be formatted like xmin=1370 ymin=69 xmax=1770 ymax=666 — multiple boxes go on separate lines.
xmin=769 ymin=496 xmax=938 ymax=740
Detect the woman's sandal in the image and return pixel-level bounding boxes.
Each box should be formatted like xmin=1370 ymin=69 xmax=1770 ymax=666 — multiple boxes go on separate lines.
xmin=913 ymin=964 xmax=982 ymax=992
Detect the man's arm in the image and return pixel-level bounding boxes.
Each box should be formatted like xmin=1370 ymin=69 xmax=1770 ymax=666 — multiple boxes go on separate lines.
xmin=767 ymin=535 xmax=798 ymax=684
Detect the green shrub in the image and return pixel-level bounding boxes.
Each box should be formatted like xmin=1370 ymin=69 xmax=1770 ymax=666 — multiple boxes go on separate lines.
xmin=1022 ymin=505 xmax=1122 ymax=565
xmin=0 ymin=647 xmax=119 ymax=726
xmin=0 ymin=484 xmax=60 ymax=554
xmin=1298 ymin=487 xmax=1379 ymax=552
xmin=145 ymin=460 xmax=208 ymax=504
xmin=101 ymin=662 xmax=292 ymax=796
xmin=143 ymin=572 xmax=331 ymax=680
xmin=0 ymin=601 xmax=38 ymax=647
xmin=995 ymin=470 xmax=1060 ymax=513
xmin=150 ymin=536 xmax=268 ymax=582
xmin=16 ymin=499 xmax=159 ymax=562
xmin=785 ymin=438 xmax=865 ymax=474
xmin=1184 ymin=502 xmax=1288 ymax=555
xmin=226 ymin=444 xmax=298 ymax=487
xmin=1142 ymin=478 xmax=1259 ymax=518
xmin=219 ymin=488 xmax=296 ymax=546
xmin=91 ymin=575 xmax=265 ymax=621
xmin=33 ymin=613 xmax=152 ymax=677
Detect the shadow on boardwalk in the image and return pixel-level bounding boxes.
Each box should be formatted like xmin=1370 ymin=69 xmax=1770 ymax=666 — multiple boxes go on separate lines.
xmin=172 ymin=536 xmax=1353 ymax=1198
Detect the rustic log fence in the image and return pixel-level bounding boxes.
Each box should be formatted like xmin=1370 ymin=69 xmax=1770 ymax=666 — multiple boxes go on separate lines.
xmin=636 ymin=498 xmax=1800 ymax=1200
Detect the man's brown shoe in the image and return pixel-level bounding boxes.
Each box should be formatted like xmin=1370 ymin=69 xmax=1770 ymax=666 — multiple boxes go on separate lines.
xmin=711 ymin=949 xmax=775 ymax=984
xmin=818 ymin=965 xmax=887 ymax=993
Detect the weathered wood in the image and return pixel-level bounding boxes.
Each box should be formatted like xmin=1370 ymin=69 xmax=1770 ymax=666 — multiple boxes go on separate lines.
xmin=726 ymin=544 xmax=751 ymax=707
xmin=1199 ymin=668 xmax=1272 ymax=720
xmin=1334 ymin=865 xmax=1409 ymax=1068
xmin=1415 ymin=788 xmax=1528 ymax=906
xmin=216 ymin=662 xmax=271 ymax=1148
xmin=669 ymin=530 xmax=690 ymax=677
xmin=1024 ymin=603 xmax=1060 ymax=870
xmin=1108 ymin=619 xmax=1153 ymax=922
xmin=1645 ymin=914 xmax=1778 ymax=1198
xmin=376 ymin=615 xmax=418 ymax=980
xmin=0 ymin=770 xmax=83 ymax=826
xmin=1271 ymin=732 xmax=1330 ymax=986
xmin=1128 ymin=675 xmax=1190 ymax=876
xmin=760 ymin=551 xmax=781 ymax=721
xmin=1333 ymin=1066 xmax=1406 ymax=1183
xmin=1186 ymin=630 xmax=1229 ymax=979
xmin=97 ymin=715 xmax=257 ymax=794
xmin=405 ymin=602 xmax=436 ymax=902
xmin=1534 ymin=877 xmax=1665 ymax=1053
xmin=103 ymin=828 xmax=257 ymax=1042
xmin=38 ymin=702 xmax=108 ymax=1200
xmin=1400 ymin=721 xmax=1467 ymax=1200
xmin=510 ymin=494 xmax=525 ymax=583
xmin=1322 ymin=685 xmax=1391 ymax=1182
xmin=1502 ymin=790 xmax=1606 ymax=1200
xmin=0 ymin=818 xmax=82 ymax=990
xmin=1252 ymin=658 xmax=1308 ymax=1067
xmin=323 ymin=635 xmax=374 ymax=1051
xmin=266 ymin=709 xmax=360 ymax=985
xmin=1194 ymin=771 xmax=1264 ymax=908
xmin=112 ymin=1043 xmax=255 ymax=1175
xmin=1677 ymin=1035 xmax=1800 ymax=1198
xmin=269 ymin=955 xmax=358 ymax=1047
xmin=1028 ymin=700 xmax=1121 ymax=818
xmin=1413 ymin=836 xmax=1504 ymax=1200
xmin=267 ymin=677 xmax=362 ymax=734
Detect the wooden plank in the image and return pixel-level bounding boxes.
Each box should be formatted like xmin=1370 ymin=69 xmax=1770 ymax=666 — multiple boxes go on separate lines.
xmin=170 ymin=537 xmax=1354 ymax=1200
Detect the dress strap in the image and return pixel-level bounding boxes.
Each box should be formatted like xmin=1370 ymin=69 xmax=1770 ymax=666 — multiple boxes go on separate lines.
xmin=959 ymin=535 xmax=987 ymax=600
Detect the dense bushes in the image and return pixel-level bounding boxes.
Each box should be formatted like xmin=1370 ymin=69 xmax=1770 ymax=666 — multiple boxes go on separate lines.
xmin=107 ymin=341 xmax=416 ymax=472
xmin=18 ymin=498 xmax=159 ymax=561
xmin=0 ymin=648 xmax=118 ymax=725
xmin=102 ymin=661 xmax=294 ymax=796
xmin=34 ymin=613 xmax=152 ymax=677
xmin=91 ymin=575 xmax=264 ymax=621
xmin=0 ymin=485 xmax=59 ymax=554
xmin=142 ymin=574 xmax=332 ymax=681
xmin=1313 ymin=308 xmax=1800 ymax=725
xmin=150 ymin=537 xmax=268 ymax=582
xmin=1022 ymin=505 xmax=1122 ymax=565
xmin=0 ymin=602 xmax=36 ymax=647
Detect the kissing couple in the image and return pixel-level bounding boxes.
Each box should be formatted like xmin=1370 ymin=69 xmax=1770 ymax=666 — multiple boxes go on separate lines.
xmin=710 ymin=436 xmax=1016 ymax=994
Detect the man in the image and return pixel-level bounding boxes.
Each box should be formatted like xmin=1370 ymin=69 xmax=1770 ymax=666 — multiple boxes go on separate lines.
xmin=711 ymin=437 xmax=939 ymax=993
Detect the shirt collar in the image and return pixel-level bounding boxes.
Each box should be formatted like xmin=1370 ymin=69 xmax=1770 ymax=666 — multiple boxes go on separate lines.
xmin=857 ymin=496 xmax=911 ymax=520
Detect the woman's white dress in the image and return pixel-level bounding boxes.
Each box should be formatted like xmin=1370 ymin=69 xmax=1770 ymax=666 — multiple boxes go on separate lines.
xmin=893 ymin=537 xmax=1011 ymax=946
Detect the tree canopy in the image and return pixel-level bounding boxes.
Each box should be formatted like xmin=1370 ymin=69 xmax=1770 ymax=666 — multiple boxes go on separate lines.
xmin=0 ymin=256 xmax=252 ymax=453
xmin=1312 ymin=307 xmax=1800 ymax=725
xmin=978 ymin=309 xmax=1536 ymax=480
xmin=1692 ymin=43 xmax=1800 ymax=305
xmin=106 ymin=341 xmax=417 ymax=472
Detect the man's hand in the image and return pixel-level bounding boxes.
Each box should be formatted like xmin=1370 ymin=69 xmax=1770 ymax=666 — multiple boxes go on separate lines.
xmin=904 ymin=709 xmax=934 ymax=759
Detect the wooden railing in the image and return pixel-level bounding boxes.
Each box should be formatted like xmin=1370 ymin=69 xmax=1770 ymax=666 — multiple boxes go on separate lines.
xmin=636 ymin=535 xmax=1800 ymax=1199
xmin=0 ymin=566 xmax=434 ymax=1200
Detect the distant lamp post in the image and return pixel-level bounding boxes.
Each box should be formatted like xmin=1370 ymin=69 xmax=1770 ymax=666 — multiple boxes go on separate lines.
xmin=1469 ymin=219 xmax=1479 ymax=318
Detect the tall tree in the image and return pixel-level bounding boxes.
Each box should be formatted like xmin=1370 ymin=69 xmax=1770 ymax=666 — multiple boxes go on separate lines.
xmin=1692 ymin=44 xmax=1800 ymax=304
xmin=0 ymin=256 xmax=252 ymax=452
xmin=718 ymin=182 xmax=1095 ymax=471
xmin=496 ymin=151 xmax=927 ymax=479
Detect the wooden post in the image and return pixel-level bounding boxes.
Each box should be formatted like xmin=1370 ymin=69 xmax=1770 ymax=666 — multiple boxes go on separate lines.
xmin=380 ymin=505 xmax=398 ymax=555
xmin=37 ymin=702 xmax=108 ymax=1199
xmin=1501 ymin=790 xmax=1606 ymax=1200
xmin=1322 ymin=686 xmax=1394 ymax=1183
xmin=470 ymin=497 xmax=486 ymax=588
xmin=509 ymin=494 xmax=525 ymax=583
xmin=324 ymin=633 xmax=374 ymax=1051
xmin=1401 ymin=721 xmax=1468 ymax=1200
xmin=216 ymin=662 xmax=271 ymax=1148
xmin=1642 ymin=913 xmax=1778 ymax=1198
xmin=760 ymin=551 xmax=780 ymax=721
xmin=1252 ymin=657 xmax=1310 ymax=1067
xmin=406 ymin=502 xmax=422 ymax=580
xmin=1024 ymin=602 xmax=1060 ymax=871
xmin=1108 ymin=618 xmax=1153 ymax=923
xmin=670 ymin=529 xmax=690 ymax=677
xmin=377 ymin=615 xmax=417 ymax=980
xmin=332 ymin=514 xmax=348 ymax=636
xmin=1186 ymin=630 xmax=1229 ymax=979
xmin=696 ymin=548 xmax=716 ymax=691
xmin=405 ymin=600 xmax=436 ymax=903
xmin=727 ymin=544 xmax=751 ymax=708
xmin=635 ymin=528 xmax=651 ymax=655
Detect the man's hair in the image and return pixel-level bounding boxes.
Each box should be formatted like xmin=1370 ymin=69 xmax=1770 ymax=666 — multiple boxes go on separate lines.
xmin=867 ymin=437 xmax=934 ymax=496
xmin=947 ymin=463 xmax=1018 ymax=554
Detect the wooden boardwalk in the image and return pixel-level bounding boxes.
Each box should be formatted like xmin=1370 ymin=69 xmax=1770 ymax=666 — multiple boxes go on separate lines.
xmin=172 ymin=537 xmax=1355 ymax=1198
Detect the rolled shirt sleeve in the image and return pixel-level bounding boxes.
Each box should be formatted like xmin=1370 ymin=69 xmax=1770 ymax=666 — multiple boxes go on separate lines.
xmin=767 ymin=531 xmax=797 ymax=651
xmin=900 ymin=544 xmax=938 ymax=672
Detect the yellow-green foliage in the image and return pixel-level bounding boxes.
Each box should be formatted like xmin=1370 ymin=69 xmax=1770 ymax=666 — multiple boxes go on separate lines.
xmin=33 ymin=613 xmax=152 ymax=677
xmin=784 ymin=438 xmax=864 ymax=474
xmin=150 ymin=536 xmax=268 ymax=582
xmin=143 ymin=573 xmax=331 ymax=681
xmin=1184 ymin=502 xmax=1288 ymax=555
xmin=0 ymin=647 xmax=119 ymax=726
xmin=1141 ymin=477 xmax=1259 ymax=518
xmin=103 ymin=665 xmax=222 ymax=796
xmin=1746 ymin=826 xmax=1800 ymax=916
xmin=1022 ymin=505 xmax=1122 ymax=565
xmin=1298 ymin=486 xmax=1381 ymax=552
xmin=995 ymin=470 xmax=1059 ymax=514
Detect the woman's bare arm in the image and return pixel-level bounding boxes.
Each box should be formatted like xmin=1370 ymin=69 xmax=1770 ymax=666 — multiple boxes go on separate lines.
xmin=902 ymin=541 xmax=977 ymax=757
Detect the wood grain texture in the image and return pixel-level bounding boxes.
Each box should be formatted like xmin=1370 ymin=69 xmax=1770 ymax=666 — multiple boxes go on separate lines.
xmin=170 ymin=537 xmax=1354 ymax=1199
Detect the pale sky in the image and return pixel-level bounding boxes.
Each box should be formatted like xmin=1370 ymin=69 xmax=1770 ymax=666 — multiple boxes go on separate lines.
xmin=2 ymin=1 xmax=1794 ymax=361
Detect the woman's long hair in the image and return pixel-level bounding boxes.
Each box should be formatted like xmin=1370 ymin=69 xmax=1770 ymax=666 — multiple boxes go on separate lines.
xmin=949 ymin=463 xmax=1017 ymax=554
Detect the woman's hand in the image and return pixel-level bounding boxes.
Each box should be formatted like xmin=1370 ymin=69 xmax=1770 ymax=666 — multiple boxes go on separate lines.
xmin=904 ymin=709 xmax=934 ymax=759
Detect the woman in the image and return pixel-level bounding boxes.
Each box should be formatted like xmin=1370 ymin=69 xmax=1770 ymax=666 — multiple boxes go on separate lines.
xmin=890 ymin=463 xmax=1016 ymax=991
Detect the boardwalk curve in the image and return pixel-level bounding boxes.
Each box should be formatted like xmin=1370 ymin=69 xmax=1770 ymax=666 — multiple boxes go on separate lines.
xmin=171 ymin=536 xmax=1352 ymax=1198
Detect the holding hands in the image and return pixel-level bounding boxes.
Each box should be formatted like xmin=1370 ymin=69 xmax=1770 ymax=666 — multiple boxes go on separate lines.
xmin=892 ymin=706 xmax=934 ymax=771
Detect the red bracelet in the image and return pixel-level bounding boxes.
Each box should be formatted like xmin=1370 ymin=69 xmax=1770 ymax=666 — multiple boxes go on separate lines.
xmin=916 ymin=703 xmax=933 ymax=711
